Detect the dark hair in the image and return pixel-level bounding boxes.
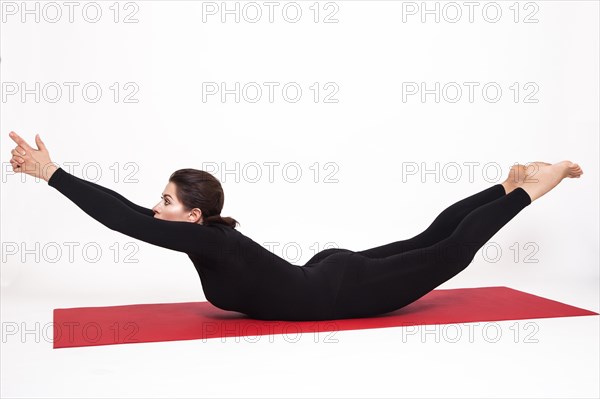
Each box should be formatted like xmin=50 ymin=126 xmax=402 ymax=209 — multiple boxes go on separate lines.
xmin=169 ymin=168 xmax=240 ymax=229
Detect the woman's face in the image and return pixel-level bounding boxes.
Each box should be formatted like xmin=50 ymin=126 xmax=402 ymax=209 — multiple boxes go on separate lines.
xmin=153 ymin=182 xmax=202 ymax=223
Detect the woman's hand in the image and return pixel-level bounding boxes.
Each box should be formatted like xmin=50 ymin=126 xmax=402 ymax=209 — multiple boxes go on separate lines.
xmin=9 ymin=131 xmax=58 ymax=182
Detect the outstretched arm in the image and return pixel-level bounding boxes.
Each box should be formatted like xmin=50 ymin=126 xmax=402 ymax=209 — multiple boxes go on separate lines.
xmin=69 ymin=174 xmax=155 ymax=217
xmin=9 ymin=131 xmax=220 ymax=256
xmin=48 ymin=167 xmax=221 ymax=256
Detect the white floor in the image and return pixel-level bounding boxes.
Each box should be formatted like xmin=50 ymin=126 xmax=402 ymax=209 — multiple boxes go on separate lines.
xmin=1 ymin=269 xmax=598 ymax=399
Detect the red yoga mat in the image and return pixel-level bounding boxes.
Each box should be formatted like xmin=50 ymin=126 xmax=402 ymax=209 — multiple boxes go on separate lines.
xmin=52 ymin=286 xmax=598 ymax=349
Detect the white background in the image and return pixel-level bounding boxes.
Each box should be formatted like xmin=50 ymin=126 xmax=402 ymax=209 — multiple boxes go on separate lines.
xmin=1 ymin=1 xmax=598 ymax=398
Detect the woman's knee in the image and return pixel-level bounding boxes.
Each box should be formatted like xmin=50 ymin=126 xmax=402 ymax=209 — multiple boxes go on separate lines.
xmin=419 ymin=238 xmax=479 ymax=267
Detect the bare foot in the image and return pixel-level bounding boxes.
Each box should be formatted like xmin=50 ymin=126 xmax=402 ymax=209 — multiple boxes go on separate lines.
xmin=523 ymin=161 xmax=551 ymax=179
xmin=502 ymin=161 xmax=582 ymax=194
xmin=519 ymin=161 xmax=583 ymax=202
xmin=502 ymin=162 xmax=550 ymax=194
xmin=525 ymin=161 xmax=584 ymax=181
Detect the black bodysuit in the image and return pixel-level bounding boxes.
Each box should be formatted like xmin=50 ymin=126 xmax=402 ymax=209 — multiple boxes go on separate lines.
xmin=48 ymin=167 xmax=532 ymax=321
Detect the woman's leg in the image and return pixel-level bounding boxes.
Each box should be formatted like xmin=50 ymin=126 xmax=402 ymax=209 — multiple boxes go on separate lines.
xmin=331 ymin=187 xmax=532 ymax=320
xmin=356 ymin=183 xmax=506 ymax=259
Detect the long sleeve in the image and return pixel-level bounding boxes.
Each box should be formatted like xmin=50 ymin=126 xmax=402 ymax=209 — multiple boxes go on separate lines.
xmin=69 ymin=173 xmax=155 ymax=217
xmin=47 ymin=167 xmax=221 ymax=255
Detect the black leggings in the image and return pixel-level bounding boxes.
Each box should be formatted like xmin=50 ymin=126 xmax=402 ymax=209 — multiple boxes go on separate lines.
xmin=330 ymin=184 xmax=532 ymax=319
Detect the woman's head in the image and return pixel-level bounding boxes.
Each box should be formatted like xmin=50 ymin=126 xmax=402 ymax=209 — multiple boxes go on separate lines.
xmin=152 ymin=168 xmax=239 ymax=229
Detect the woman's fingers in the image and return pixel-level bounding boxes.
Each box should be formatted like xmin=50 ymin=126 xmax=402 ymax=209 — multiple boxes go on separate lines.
xmin=35 ymin=134 xmax=47 ymax=152
xmin=11 ymin=153 xmax=24 ymax=163
xmin=9 ymin=131 xmax=33 ymax=152
xmin=11 ymin=147 xmax=26 ymax=157
xmin=7 ymin=131 xmax=54 ymax=180
xmin=10 ymin=146 xmax=27 ymax=163
xmin=9 ymin=133 xmax=31 ymax=168
xmin=10 ymin=159 xmax=21 ymax=172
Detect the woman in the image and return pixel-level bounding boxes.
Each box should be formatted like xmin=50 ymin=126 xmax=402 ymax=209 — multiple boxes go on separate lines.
xmin=8 ymin=131 xmax=584 ymax=321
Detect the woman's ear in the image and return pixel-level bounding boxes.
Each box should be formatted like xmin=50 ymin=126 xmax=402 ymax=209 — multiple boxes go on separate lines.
xmin=188 ymin=208 xmax=203 ymax=224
